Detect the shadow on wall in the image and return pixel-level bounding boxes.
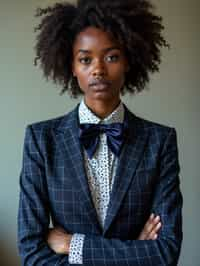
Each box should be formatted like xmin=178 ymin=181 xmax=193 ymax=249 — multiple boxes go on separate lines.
xmin=0 ymin=239 xmax=20 ymax=266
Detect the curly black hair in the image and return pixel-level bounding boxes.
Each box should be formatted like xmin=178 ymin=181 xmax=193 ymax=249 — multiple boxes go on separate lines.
xmin=34 ymin=0 xmax=169 ymax=98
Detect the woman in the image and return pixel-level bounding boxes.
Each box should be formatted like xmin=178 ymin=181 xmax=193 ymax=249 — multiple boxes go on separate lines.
xmin=18 ymin=1 xmax=182 ymax=265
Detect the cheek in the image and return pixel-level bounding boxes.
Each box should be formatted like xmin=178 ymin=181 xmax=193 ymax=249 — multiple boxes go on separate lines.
xmin=110 ymin=66 xmax=127 ymax=85
xmin=74 ymin=69 xmax=88 ymax=89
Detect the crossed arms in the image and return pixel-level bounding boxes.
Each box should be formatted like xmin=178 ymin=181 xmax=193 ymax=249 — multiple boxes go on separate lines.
xmin=18 ymin=125 xmax=183 ymax=265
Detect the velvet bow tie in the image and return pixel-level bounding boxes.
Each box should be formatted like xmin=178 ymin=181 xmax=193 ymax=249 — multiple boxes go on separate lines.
xmin=79 ymin=122 xmax=126 ymax=159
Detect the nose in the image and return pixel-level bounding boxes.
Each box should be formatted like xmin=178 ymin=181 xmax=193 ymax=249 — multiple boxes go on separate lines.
xmin=92 ymin=60 xmax=106 ymax=78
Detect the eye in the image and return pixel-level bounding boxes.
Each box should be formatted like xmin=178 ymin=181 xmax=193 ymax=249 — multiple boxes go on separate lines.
xmin=106 ymin=54 xmax=120 ymax=62
xmin=79 ymin=57 xmax=92 ymax=65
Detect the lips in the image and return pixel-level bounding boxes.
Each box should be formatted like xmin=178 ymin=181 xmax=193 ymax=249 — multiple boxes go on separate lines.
xmin=89 ymin=80 xmax=111 ymax=90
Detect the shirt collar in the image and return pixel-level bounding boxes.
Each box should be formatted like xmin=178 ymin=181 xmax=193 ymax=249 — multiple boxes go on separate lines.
xmin=78 ymin=98 xmax=125 ymax=124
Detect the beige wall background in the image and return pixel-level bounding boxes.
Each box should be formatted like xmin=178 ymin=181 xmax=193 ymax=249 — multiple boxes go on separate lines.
xmin=0 ymin=0 xmax=199 ymax=265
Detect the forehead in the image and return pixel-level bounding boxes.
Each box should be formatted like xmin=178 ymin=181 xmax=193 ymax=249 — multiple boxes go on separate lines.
xmin=73 ymin=26 xmax=121 ymax=52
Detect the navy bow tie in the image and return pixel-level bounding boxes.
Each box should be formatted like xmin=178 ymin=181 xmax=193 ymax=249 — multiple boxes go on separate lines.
xmin=79 ymin=122 xmax=126 ymax=159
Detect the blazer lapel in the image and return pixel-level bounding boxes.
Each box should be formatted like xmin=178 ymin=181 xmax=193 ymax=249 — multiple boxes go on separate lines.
xmin=103 ymin=107 xmax=149 ymax=235
xmin=54 ymin=105 xmax=102 ymax=233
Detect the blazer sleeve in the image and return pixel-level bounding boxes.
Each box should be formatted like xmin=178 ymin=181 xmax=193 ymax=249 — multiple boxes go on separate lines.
xmin=17 ymin=125 xmax=70 ymax=265
xmin=81 ymin=128 xmax=183 ymax=266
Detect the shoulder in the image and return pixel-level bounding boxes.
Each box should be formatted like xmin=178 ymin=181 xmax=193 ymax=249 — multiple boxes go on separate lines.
xmin=24 ymin=105 xmax=78 ymax=140
xmin=27 ymin=114 xmax=65 ymax=132
xmin=129 ymin=114 xmax=179 ymax=161
xmin=126 ymin=105 xmax=176 ymax=132
xmin=125 ymin=107 xmax=178 ymax=145
xmin=135 ymin=115 xmax=175 ymax=133
xmin=29 ymin=105 xmax=78 ymax=130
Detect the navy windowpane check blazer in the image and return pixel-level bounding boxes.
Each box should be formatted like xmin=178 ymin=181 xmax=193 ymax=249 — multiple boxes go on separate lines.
xmin=17 ymin=104 xmax=183 ymax=265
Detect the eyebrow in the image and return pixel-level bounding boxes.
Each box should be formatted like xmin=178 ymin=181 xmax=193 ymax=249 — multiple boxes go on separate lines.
xmin=76 ymin=46 xmax=121 ymax=55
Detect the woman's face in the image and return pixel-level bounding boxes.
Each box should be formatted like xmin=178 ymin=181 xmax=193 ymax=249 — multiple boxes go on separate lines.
xmin=72 ymin=26 xmax=129 ymax=105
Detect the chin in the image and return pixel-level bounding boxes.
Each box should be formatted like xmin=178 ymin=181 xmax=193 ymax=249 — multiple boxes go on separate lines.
xmin=92 ymin=92 xmax=114 ymax=101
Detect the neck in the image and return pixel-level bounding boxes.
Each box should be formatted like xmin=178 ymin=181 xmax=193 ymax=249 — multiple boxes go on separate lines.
xmin=84 ymin=98 xmax=121 ymax=119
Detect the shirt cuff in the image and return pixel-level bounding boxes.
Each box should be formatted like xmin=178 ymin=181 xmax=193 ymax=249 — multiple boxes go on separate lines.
xmin=68 ymin=233 xmax=85 ymax=264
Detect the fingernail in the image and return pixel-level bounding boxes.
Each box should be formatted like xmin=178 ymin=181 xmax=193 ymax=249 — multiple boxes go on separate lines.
xmin=157 ymin=222 xmax=161 ymax=227
xmin=154 ymin=234 xmax=158 ymax=240
xmin=150 ymin=213 xmax=154 ymax=219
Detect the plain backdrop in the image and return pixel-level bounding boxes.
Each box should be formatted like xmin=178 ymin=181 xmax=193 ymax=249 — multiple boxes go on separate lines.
xmin=0 ymin=0 xmax=199 ymax=265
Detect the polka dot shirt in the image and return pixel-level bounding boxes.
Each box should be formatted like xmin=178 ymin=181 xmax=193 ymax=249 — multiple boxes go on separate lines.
xmin=68 ymin=99 xmax=125 ymax=264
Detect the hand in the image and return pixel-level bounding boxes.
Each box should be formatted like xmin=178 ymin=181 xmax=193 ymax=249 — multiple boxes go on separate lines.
xmin=138 ymin=213 xmax=162 ymax=240
xmin=47 ymin=227 xmax=72 ymax=254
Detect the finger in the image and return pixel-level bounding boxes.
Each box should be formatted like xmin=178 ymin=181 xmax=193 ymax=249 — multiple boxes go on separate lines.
xmin=152 ymin=233 xmax=158 ymax=240
xmin=144 ymin=215 xmax=160 ymax=236
xmin=144 ymin=215 xmax=161 ymax=240
xmin=138 ymin=214 xmax=156 ymax=240
xmin=137 ymin=214 xmax=161 ymax=240
xmin=148 ymin=222 xmax=162 ymax=240
xmin=143 ymin=213 xmax=154 ymax=232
